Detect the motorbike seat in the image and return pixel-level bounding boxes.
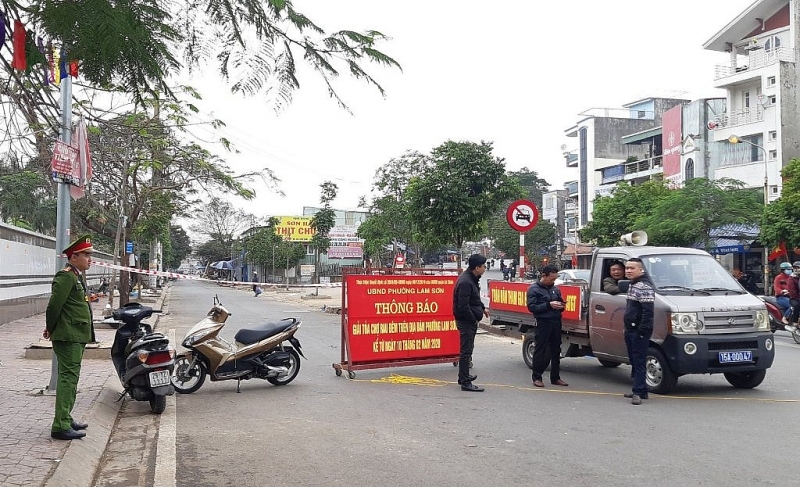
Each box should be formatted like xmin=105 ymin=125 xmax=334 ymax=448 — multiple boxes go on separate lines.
xmin=234 ymin=319 xmax=296 ymax=345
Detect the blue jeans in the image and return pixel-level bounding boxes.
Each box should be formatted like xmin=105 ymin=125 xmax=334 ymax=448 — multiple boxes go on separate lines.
xmin=624 ymin=329 xmax=652 ymax=396
xmin=776 ymin=296 xmax=792 ymax=318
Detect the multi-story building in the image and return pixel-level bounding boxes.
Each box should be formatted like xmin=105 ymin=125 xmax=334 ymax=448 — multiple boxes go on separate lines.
xmin=703 ymin=0 xmax=800 ymax=201
xmin=595 ymin=98 xmax=727 ymax=194
xmin=562 ymin=97 xmax=688 ymax=229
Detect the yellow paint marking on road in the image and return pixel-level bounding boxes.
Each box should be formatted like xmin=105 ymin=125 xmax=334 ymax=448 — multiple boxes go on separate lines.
xmin=355 ymin=374 xmax=800 ymax=403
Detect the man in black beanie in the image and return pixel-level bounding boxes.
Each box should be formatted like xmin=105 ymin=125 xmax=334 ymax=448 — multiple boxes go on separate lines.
xmin=452 ymin=254 xmax=489 ymax=391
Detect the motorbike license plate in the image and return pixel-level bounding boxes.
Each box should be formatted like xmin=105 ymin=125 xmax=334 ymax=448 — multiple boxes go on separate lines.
xmin=149 ymin=370 xmax=171 ymax=387
xmin=718 ymin=351 xmax=753 ymax=363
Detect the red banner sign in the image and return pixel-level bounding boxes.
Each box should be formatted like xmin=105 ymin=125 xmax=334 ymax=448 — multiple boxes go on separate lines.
xmin=488 ymin=281 xmax=529 ymax=313
xmin=488 ymin=281 xmax=581 ymax=321
xmin=345 ymin=275 xmax=459 ymax=364
xmin=50 ymin=140 xmax=79 ymax=185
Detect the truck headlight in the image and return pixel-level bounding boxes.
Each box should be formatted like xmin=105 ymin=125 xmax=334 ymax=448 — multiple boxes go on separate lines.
xmin=670 ymin=312 xmax=703 ymax=333
xmin=754 ymin=310 xmax=769 ymax=331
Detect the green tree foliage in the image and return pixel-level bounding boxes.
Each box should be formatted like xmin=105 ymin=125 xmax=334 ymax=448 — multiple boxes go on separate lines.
xmin=507 ymin=167 xmax=549 ymax=205
xmin=0 ymin=169 xmax=56 ymax=233
xmin=405 ymin=141 xmax=521 ymax=267
xmin=25 ymin=0 xmax=400 ymax=106
xmin=357 ymin=151 xmax=432 ymax=265
xmin=165 ymin=225 xmax=192 ymax=269
xmin=195 ymin=239 xmax=233 ymax=265
xmin=581 ymin=180 xmax=672 ymax=246
xmin=639 ymin=178 xmax=761 ymax=248
xmin=310 ymin=181 xmax=338 ymax=280
xmin=248 ymin=225 xmax=305 ymax=274
xmin=761 ymin=158 xmax=800 ymax=248
xmin=489 ymin=217 xmax=558 ymax=266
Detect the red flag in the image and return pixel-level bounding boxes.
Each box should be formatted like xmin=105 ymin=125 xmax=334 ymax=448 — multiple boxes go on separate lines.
xmin=11 ymin=20 xmax=26 ymax=70
xmin=768 ymin=242 xmax=787 ymax=261
xmin=571 ymin=253 xmax=578 ymax=268
xmin=69 ymin=60 xmax=78 ymax=77
xmin=69 ymin=117 xmax=92 ymax=200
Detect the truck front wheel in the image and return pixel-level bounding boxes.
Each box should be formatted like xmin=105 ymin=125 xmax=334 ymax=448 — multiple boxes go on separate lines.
xmin=724 ymin=370 xmax=766 ymax=389
xmin=522 ymin=333 xmax=536 ymax=369
xmin=646 ymin=347 xmax=678 ymax=394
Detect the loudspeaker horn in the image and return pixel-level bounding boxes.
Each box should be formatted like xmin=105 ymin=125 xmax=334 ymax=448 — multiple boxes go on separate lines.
xmin=619 ymin=231 xmax=648 ymax=247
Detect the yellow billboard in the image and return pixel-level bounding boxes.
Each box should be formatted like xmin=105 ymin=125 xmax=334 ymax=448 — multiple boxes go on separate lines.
xmin=275 ymin=216 xmax=316 ymax=242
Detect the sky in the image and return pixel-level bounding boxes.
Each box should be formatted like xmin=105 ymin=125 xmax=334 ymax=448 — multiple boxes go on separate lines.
xmin=182 ymin=0 xmax=757 ymax=219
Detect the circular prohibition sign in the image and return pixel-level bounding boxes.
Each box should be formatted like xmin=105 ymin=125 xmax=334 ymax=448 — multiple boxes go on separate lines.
xmin=505 ymin=199 xmax=539 ymax=232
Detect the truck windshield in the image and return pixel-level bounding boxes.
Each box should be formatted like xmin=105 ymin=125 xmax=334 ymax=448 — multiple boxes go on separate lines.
xmin=641 ymin=254 xmax=745 ymax=294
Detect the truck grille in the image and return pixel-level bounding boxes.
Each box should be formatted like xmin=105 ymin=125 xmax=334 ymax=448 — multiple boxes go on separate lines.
xmin=708 ymin=341 xmax=758 ymax=351
xmin=701 ymin=312 xmax=754 ymax=332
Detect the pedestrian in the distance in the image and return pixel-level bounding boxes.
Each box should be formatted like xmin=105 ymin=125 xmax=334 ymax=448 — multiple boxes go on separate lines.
xmin=622 ymin=258 xmax=655 ymax=405
xmin=526 ymin=265 xmax=568 ymax=388
xmin=43 ymin=235 xmax=96 ymax=440
xmin=452 ymin=254 xmax=489 ymax=392
xmin=252 ymin=271 xmax=262 ymax=297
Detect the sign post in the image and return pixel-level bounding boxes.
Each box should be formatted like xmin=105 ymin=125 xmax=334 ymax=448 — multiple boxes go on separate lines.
xmin=505 ymin=200 xmax=539 ymax=276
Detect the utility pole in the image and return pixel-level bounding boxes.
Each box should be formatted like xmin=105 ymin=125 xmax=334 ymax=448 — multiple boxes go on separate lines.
xmin=48 ymin=76 xmax=73 ymax=393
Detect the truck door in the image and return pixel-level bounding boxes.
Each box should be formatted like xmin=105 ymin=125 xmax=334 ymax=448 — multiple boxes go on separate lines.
xmin=589 ymin=256 xmax=629 ymax=361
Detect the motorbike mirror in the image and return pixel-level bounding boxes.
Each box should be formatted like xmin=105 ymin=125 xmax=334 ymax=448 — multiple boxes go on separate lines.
xmin=618 ymin=279 xmax=631 ymax=293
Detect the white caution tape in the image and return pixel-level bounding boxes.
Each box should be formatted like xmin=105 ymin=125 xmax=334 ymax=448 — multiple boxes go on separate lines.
xmin=92 ymin=260 xmax=342 ymax=288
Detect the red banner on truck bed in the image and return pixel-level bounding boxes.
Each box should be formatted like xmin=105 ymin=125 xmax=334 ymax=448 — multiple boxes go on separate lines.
xmin=344 ymin=274 xmax=459 ymax=364
xmin=489 ymin=280 xmax=581 ymax=321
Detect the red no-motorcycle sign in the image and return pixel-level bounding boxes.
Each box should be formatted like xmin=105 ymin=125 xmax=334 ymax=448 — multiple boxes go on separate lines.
xmin=345 ymin=275 xmax=459 ymax=364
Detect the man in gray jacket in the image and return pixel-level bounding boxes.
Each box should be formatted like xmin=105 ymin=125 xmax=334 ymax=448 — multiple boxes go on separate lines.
xmin=452 ymin=254 xmax=489 ymax=392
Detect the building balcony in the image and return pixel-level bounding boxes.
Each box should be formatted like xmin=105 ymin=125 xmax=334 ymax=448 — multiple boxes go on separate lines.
xmin=713 ymin=47 xmax=795 ymax=82
xmin=714 ymin=105 xmax=765 ymax=129
xmin=599 ymin=156 xmax=663 ymax=186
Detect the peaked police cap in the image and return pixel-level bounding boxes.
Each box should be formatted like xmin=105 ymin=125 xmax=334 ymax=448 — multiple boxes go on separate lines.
xmin=63 ymin=235 xmax=94 ymax=257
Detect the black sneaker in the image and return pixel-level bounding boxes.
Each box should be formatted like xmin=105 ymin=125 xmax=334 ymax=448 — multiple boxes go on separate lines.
xmin=457 ymin=374 xmax=477 ymax=385
xmin=460 ymin=383 xmax=484 ymax=392
xmin=624 ymin=393 xmax=648 ymax=400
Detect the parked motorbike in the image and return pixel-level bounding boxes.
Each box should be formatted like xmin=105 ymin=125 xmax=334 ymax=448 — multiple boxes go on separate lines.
xmin=759 ymin=295 xmax=800 ymax=344
xmin=111 ymin=303 xmax=176 ymax=414
xmin=171 ymin=296 xmax=305 ymax=394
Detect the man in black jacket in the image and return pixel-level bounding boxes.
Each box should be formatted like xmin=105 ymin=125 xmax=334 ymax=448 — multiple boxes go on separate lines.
xmin=526 ymin=265 xmax=568 ymax=388
xmin=623 ymin=258 xmax=655 ymax=405
xmin=452 ymin=254 xmax=489 ymax=392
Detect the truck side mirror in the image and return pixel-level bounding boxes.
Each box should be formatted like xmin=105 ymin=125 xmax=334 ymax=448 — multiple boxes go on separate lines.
xmin=618 ymin=280 xmax=631 ymax=293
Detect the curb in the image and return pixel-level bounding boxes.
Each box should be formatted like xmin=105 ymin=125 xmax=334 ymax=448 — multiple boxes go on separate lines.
xmin=43 ymin=287 xmax=171 ymax=486
xmin=43 ymin=375 xmax=123 ymax=487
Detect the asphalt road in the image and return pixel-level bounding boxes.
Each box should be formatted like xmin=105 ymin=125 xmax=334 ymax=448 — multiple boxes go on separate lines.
xmin=154 ymin=279 xmax=800 ymax=487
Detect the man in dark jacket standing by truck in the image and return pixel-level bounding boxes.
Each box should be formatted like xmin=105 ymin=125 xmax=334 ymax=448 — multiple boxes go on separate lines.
xmin=623 ymin=258 xmax=655 ymax=405
xmin=526 ymin=265 xmax=569 ymax=388
xmin=453 ymin=254 xmax=489 ymax=392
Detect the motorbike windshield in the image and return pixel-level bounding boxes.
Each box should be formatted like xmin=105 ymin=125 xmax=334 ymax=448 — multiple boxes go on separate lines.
xmin=640 ymin=253 xmax=746 ymax=295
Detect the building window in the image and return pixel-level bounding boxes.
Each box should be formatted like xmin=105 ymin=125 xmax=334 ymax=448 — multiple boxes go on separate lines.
xmin=685 ymin=159 xmax=695 ymax=180
xmin=769 ymin=131 xmax=778 ymax=141
xmin=744 ymin=92 xmax=750 ymax=109
xmin=768 ymin=95 xmax=777 ymax=105
xmin=637 ymin=110 xmax=646 ymax=119
xmin=769 ymin=150 xmax=778 ymax=160
xmin=305 ymin=244 xmax=314 ymax=255
xmin=767 ymin=76 xmax=776 ymax=86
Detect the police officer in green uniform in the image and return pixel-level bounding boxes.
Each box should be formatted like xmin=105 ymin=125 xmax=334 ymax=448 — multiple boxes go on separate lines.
xmin=43 ymin=235 xmax=96 ymax=440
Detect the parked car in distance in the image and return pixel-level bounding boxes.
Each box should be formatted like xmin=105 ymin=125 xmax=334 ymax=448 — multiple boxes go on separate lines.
xmin=555 ymin=269 xmax=590 ymax=286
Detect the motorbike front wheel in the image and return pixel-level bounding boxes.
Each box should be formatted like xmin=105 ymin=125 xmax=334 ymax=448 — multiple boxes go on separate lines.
xmin=149 ymin=395 xmax=166 ymax=414
xmin=266 ymin=347 xmax=301 ymax=386
xmin=171 ymin=356 xmax=206 ymax=394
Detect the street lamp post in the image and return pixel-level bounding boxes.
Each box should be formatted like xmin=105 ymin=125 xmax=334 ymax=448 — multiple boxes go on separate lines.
xmin=727 ymin=134 xmax=770 ymax=293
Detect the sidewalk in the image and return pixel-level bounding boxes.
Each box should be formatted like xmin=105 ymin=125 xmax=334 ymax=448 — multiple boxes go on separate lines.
xmin=0 ymin=292 xmax=166 ymax=487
